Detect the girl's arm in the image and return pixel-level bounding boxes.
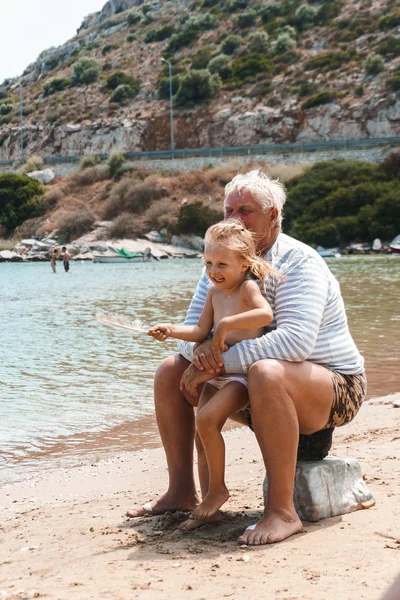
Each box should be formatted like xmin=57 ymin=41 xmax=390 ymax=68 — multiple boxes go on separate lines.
xmin=212 ymin=280 xmax=273 ymax=351
xmin=148 ymin=290 xmax=214 ymax=343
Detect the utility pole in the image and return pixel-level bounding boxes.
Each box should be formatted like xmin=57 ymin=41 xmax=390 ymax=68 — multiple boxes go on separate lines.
xmin=161 ymin=58 xmax=175 ymax=151
xmin=19 ymin=82 xmax=24 ymax=163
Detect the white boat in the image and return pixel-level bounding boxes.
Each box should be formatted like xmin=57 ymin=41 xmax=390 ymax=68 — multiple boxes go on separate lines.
xmin=316 ymin=246 xmax=341 ymax=258
xmin=389 ymin=234 xmax=400 ymax=254
xmin=93 ymin=247 xmax=155 ymax=263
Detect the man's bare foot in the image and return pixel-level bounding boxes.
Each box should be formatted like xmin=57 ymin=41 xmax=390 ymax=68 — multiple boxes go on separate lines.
xmin=179 ymin=510 xmax=222 ymax=531
xmin=126 ymin=491 xmax=199 ymax=518
xmin=190 ymin=488 xmax=230 ymax=520
xmin=237 ymin=510 xmax=303 ymax=545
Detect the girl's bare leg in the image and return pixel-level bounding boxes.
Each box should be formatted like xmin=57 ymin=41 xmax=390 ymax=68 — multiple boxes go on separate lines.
xmin=191 ymin=382 xmax=249 ymax=520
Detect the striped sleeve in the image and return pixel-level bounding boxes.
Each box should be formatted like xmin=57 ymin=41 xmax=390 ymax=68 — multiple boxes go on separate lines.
xmin=177 ymin=268 xmax=210 ymax=362
xmin=223 ymin=255 xmax=329 ymax=374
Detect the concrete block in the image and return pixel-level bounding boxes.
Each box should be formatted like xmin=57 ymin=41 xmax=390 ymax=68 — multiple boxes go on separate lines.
xmin=263 ymin=457 xmax=375 ymax=522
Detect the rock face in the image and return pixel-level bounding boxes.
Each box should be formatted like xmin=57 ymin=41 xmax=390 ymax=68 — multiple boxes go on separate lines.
xmin=0 ymin=99 xmax=399 ymax=161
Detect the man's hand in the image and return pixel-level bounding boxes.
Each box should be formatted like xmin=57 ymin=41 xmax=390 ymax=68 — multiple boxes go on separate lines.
xmin=147 ymin=323 xmax=171 ymax=342
xmin=180 ymin=363 xmax=215 ymax=396
xmin=193 ymin=339 xmax=224 ymax=374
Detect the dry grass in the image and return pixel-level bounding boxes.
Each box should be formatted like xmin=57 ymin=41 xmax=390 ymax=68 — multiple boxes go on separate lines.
xmin=144 ymin=198 xmax=179 ymax=231
xmin=0 ymin=238 xmax=19 ymax=251
xmin=108 ymin=213 xmax=143 ymax=239
xmin=103 ymin=177 xmax=165 ymax=219
xmin=14 ymin=217 xmax=48 ymax=240
xmin=56 ymin=206 xmax=96 ymax=242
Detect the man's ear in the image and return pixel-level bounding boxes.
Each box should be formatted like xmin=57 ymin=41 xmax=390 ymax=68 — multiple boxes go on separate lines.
xmin=270 ymin=207 xmax=279 ymax=227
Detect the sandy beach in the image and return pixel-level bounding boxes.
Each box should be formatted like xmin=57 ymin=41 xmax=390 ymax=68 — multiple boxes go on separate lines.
xmin=1 ymin=393 xmax=399 ymax=600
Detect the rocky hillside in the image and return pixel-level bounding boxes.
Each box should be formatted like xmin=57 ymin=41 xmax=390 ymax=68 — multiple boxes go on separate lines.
xmin=0 ymin=0 xmax=399 ymax=159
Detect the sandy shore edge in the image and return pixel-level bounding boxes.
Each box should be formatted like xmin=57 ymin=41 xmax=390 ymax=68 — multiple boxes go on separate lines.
xmin=1 ymin=394 xmax=399 ymax=600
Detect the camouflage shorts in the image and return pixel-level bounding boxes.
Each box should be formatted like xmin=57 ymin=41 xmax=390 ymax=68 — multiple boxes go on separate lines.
xmin=325 ymin=371 xmax=367 ymax=428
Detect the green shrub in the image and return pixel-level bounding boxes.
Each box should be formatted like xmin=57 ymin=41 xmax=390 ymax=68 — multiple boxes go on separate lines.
xmin=247 ymin=31 xmax=269 ymax=53
xmin=21 ymin=155 xmax=44 ymax=174
xmin=226 ymin=0 xmax=249 ymax=11
xmin=145 ymin=25 xmax=175 ymax=43
xmin=302 ymin=91 xmax=337 ymax=109
xmin=259 ymin=3 xmax=281 ymax=23
xmin=167 ymin=28 xmax=200 ymax=52
xmin=174 ymin=69 xmax=221 ymax=107
xmin=305 ymin=51 xmax=351 ymax=71
xmin=175 ymin=201 xmax=223 ymax=235
xmin=387 ymin=76 xmax=400 ymax=92
xmin=364 ymin=54 xmax=385 ymax=75
xmin=80 ymin=155 xmax=101 ymax=169
xmin=208 ymin=54 xmax=231 ymax=79
xmin=378 ymin=36 xmax=400 ymax=57
xmin=0 ymin=173 xmax=44 ymax=233
xmin=202 ymin=0 xmax=220 ymax=7
xmin=294 ymin=4 xmax=317 ymax=30
xmin=102 ymin=44 xmax=119 ymax=56
xmin=221 ymin=35 xmax=242 ymax=55
xmin=107 ymin=152 xmax=125 ymax=178
xmin=315 ymin=0 xmax=342 ymax=25
xmin=270 ymin=32 xmax=296 ymax=55
xmin=72 ymin=58 xmax=100 ymax=85
xmin=229 ymin=52 xmax=273 ymax=84
xmin=126 ymin=33 xmax=136 ymax=42
xmin=56 ymin=206 xmax=95 ymax=243
xmin=105 ymin=71 xmax=137 ymax=91
xmin=235 ymin=11 xmax=257 ymax=29
xmin=157 ymin=75 xmax=181 ymax=100
xmin=110 ymin=84 xmax=137 ymax=103
xmin=0 ymin=102 xmax=13 ymax=115
xmin=191 ymin=48 xmax=212 ymax=70
xmin=285 ymin=160 xmax=400 ymax=245
xmin=379 ymin=11 xmax=400 ymax=31
xmin=43 ymin=78 xmax=71 ymax=96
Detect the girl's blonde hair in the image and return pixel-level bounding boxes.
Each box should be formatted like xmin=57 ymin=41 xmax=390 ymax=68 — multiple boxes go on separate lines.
xmin=204 ymin=219 xmax=281 ymax=284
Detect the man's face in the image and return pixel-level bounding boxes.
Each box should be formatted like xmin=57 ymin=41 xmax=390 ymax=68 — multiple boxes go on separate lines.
xmin=224 ymin=190 xmax=279 ymax=253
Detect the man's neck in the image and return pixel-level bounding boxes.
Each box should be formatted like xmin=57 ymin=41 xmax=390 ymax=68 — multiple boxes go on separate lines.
xmin=257 ymin=228 xmax=281 ymax=255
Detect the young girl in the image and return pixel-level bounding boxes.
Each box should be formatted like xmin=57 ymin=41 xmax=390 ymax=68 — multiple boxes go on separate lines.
xmin=148 ymin=219 xmax=279 ymax=520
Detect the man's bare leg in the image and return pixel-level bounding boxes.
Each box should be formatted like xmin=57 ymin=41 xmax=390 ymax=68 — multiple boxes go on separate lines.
xmin=238 ymin=359 xmax=333 ymax=545
xmin=126 ymin=354 xmax=200 ymax=517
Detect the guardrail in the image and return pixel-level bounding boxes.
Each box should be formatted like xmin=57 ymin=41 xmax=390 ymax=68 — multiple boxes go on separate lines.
xmin=1 ymin=136 xmax=399 ymax=167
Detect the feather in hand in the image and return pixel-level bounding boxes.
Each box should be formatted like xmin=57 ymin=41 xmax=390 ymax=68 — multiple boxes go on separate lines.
xmin=96 ymin=312 xmax=147 ymax=333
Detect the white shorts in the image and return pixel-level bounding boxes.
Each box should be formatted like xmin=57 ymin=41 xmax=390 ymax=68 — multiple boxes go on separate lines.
xmin=208 ymin=375 xmax=248 ymax=390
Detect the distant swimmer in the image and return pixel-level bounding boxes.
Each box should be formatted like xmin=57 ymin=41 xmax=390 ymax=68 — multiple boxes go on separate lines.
xmin=50 ymin=248 xmax=58 ymax=273
xmin=61 ymin=246 xmax=71 ymax=272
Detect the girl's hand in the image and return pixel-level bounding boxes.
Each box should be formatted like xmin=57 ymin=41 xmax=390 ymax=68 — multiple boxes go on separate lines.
xmin=212 ymin=323 xmax=229 ymax=353
xmin=147 ymin=324 xmax=171 ymax=342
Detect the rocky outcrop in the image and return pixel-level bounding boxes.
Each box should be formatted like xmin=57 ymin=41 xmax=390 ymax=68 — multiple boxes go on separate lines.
xmin=78 ymin=0 xmax=145 ymax=31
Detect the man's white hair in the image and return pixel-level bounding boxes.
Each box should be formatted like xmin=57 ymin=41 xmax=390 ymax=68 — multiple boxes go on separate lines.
xmin=224 ymin=170 xmax=286 ymax=227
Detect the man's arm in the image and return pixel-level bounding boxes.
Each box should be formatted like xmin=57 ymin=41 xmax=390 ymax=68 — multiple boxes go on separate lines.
xmin=222 ymin=256 xmax=330 ymax=374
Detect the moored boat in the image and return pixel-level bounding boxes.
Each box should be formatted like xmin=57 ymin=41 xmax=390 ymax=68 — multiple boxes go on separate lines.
xmin=389 ymin=234 xmax=400 ymax=254
xmin=93 ymin=247 xmax=153 ymax=263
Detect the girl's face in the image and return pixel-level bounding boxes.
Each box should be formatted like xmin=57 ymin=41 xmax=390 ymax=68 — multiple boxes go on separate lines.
xmin=204 ymin=243 xmax=248 ymax=293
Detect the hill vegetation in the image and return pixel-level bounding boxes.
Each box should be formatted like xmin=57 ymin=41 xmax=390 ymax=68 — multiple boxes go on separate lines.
xmin=2 ymin=152 xmax=399 ymax=248
xmin=0 ymin=0 xmax=399 ymax=144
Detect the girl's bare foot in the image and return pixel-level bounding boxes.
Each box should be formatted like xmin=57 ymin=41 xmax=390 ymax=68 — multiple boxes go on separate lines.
xmin=126 ymin=492 xmax=199 ymax=518
xmin=237 ymin=510 xmax=303 ymax=545
xmin=190 ymin=488 xmax=230 ymax=520
xmin=179 ymin=510 xmax=222 ymax=531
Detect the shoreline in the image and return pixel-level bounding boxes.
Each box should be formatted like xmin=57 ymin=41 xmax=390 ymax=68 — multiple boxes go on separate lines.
xmin=1 ymin=393 xmax=399 ymax=600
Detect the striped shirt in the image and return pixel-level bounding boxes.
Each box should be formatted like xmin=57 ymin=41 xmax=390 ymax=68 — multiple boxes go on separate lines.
xmin=177 ymin=233 xmax=364 ymax=375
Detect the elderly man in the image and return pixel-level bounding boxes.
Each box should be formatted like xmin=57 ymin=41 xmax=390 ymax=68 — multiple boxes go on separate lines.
xmin=127 ymin=170 xmax=366 ymax=545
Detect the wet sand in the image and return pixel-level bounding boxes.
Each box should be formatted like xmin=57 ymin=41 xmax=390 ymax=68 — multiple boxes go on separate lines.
xmin=1 ymin=393 xmax=399 ymax=600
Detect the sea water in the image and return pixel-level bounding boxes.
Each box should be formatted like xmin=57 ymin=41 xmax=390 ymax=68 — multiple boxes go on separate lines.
xmin=0 ymin=255 xmax=399 ymax=484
